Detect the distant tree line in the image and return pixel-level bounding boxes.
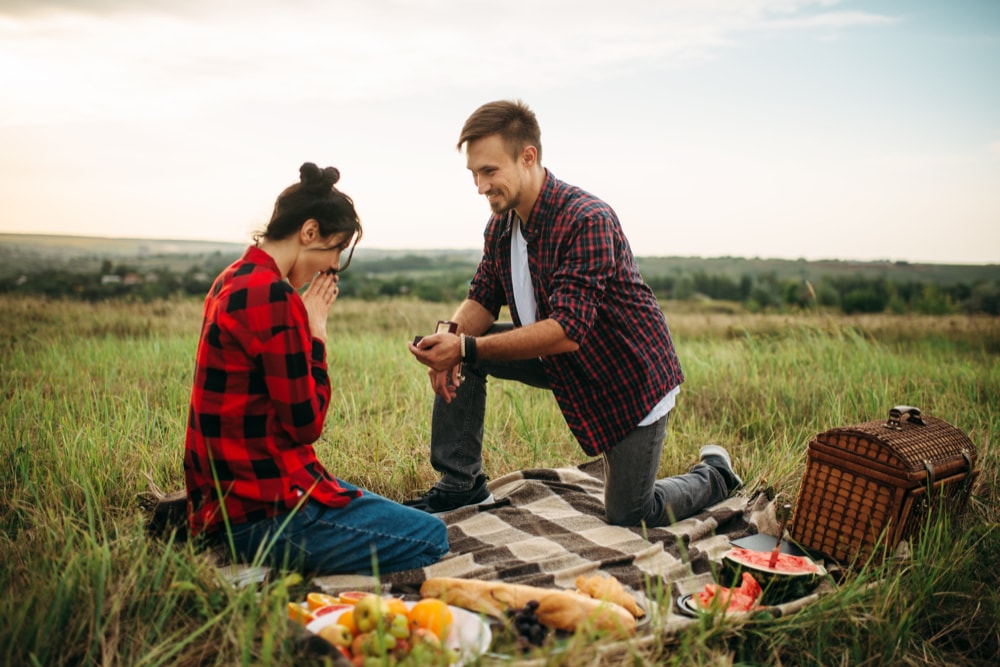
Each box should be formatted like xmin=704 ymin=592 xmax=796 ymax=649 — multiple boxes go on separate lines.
xmin=643 ymin=270 xmax=1000 ymax=315
xmin=3 ymin=258 xmax=999 ymax=315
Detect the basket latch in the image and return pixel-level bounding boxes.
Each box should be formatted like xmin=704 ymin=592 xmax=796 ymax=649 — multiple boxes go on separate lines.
xmin=923 ymin=459 xmax=936 ymax=487
xmin=886 ymin=405 xmax=925 ymax=430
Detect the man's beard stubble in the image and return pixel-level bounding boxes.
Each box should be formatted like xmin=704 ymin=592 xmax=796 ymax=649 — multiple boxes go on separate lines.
xmin=489 ymin=191 xmax=519 ymax=215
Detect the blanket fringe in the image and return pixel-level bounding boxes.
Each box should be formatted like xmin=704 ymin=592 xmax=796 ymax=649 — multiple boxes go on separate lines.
xmin=136 ymin=472 xmax=189 ymax=541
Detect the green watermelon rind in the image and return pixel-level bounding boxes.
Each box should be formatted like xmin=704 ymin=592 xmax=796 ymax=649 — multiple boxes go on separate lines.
xmin=720 ymin=548 xmax=827 ymax=605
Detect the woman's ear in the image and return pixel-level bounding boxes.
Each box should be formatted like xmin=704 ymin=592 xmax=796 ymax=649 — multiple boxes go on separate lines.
xmin=300 ymin=218 xmax=320 ymax=244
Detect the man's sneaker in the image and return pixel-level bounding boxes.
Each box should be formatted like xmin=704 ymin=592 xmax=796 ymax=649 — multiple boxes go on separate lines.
xmin=698 ymin=445 xmax=744 ymax=495
xmin=404 ymin=474 xmax=494 ymax=514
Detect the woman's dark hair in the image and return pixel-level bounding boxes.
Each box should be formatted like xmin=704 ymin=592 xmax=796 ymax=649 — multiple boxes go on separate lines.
xmin=258 ymin=163 xmax=363 ymax=268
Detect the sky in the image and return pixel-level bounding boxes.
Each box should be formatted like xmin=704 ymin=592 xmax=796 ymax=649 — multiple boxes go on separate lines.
xmin=1 ymin=0 xmax=998 ymax=264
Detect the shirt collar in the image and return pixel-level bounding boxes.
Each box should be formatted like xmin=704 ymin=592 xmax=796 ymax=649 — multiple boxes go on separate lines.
xmin=519 ymin=168 xmax=554 ymax=242
xmin=243 ymin=244 xmax=282 ymax=276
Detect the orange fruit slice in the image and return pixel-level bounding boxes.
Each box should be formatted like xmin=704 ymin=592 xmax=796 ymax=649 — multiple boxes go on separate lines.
xmin=306 ymin=592 xmax=341 ymax=611
xmin=337 ymin=591 xmax=372 ymax=605
xmin=313 ymin=603 xmax=352 ymax=618
xmin=287 ymin=602 xmax=315 ymax=625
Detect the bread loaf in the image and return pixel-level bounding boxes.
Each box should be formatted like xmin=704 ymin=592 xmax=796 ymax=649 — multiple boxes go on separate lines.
xmin=419 ymin=577 xmax=637 ymax=638
xmin=575 ymin=574 xmax=644 ymax=618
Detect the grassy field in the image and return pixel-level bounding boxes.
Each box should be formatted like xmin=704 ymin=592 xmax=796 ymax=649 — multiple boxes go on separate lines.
xmin=1 ymin=295 xmax=998 ymax=666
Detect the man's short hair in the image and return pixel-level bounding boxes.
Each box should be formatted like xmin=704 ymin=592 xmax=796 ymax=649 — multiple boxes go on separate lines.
xmin=457 ymin=99 xmax=542 ymax=162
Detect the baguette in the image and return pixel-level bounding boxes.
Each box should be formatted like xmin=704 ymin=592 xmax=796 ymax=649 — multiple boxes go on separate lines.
xmin=575 ymin=574 xmax=644 ymax=618
xmin=419 ymin=577 xmax=637 ymax=638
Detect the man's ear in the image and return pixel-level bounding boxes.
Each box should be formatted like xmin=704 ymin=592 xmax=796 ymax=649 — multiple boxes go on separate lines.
xmin=521 ymin=145 xmax=538 ymax=168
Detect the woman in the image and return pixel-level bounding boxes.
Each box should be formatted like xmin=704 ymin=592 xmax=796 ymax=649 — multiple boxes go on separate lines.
xmin=184 ymin=162 xmax=448 ymax=575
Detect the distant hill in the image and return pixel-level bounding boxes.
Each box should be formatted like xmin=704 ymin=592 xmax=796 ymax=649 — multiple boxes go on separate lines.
xmin=0 ymin=234 xmax=245 ymax=273
xmin=0 ymin=234 xmax=480 ymax=277
xmin=1 ymin=232 xmax=997 ymax=285
xmin=633 ymin=255 xmax=1000 ymax=286
xmin=0 ymin=233 xmax=245 ymax=258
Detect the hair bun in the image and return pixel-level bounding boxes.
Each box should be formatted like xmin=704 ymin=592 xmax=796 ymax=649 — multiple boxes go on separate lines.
xmin=298 ymin=162 xmax=341 ymax=191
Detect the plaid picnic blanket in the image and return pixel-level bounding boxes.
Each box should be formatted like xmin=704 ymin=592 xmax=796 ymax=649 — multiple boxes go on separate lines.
xmin=303 ymin=460 xmax=828 ymax=663
xmin=366 ymin=460 xmax=777 ymax=596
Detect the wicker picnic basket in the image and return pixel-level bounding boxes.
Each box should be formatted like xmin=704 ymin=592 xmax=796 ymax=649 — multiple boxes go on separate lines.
xmin=790 ymin=405 xmax=978 ymax=568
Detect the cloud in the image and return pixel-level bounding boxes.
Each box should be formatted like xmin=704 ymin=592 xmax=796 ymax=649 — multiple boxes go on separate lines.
xmin=761 ymin=9 xmax=897 ymax=31
xmin=0 ymin=0 xmax=898 ymax=126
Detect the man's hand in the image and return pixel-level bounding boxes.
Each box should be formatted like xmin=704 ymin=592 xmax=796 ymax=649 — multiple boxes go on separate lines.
xmin=301 ymin=271 xmax=339 ymax=340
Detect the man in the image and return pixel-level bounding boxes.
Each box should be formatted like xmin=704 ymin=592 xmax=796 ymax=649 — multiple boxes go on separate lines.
xmin=407 ymin=99 xmax=740 ymax=527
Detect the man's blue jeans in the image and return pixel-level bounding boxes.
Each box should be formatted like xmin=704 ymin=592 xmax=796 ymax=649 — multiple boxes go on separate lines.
xmin=428 ymin=325 xmax=729 ymax=528
xmin=225 ymin=479 xmax=448 ymax=575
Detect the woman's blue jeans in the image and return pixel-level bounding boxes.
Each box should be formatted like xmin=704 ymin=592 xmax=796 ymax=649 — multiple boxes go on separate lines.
xmin=428 ymin=325 xmax=728 ymax=528
xmin=225 ymin=479 xmax=448 ymax=575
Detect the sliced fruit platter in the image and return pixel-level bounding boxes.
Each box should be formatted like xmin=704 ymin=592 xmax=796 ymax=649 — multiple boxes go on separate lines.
xmin=290 ymin=572 xmax=650 ymax=662
xmin=288 ymin=590 xmax=489 ymax=666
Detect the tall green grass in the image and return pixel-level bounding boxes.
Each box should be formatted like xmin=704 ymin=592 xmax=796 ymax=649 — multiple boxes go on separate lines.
xmin=1 ymin=295 xmax=997 ymax=665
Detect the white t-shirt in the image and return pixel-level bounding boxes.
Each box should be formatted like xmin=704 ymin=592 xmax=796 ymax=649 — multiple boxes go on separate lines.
xmin=511 ymin=218 xmax=678 ymax=426
xmin=511 ymin=218 xmax=537 ymax=325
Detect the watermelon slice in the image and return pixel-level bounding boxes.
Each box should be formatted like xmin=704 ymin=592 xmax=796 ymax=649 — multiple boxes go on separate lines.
xmin=721 ymin=547 xmax=826 ymax=604
xmin=696 ymin=572 xmax=763 ymax=613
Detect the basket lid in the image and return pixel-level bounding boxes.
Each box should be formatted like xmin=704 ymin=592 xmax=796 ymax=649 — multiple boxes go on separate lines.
xmin=821 ymin=407 xmax=977 ymax=474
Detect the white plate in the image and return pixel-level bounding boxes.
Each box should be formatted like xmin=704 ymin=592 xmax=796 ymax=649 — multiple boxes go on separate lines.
xmin=676 ymin=593 xmax=754 ymax=617
xmin=675 ymin=593 xmax=703 ymax=618
xmin=306 ymin=601 xmax=492 ymax=665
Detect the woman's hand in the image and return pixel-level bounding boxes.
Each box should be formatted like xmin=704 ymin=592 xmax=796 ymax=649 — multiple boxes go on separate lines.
xmin=426 ymin=366 xmax=464 ymax=402
xmin=301 ymin=271 xmax=339 ymax=340
xmin=409 ymin=333 xmax=464 ymax=402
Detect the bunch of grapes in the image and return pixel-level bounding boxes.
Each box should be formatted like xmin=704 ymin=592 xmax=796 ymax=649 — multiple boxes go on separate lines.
xmin=506 ymin=599 xmax=549 ymax=649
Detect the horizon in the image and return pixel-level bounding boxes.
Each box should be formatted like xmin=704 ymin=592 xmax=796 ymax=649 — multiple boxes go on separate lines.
xmin=1 ymin=1 xmax=998 ymax=265
xmin=3 ymin=230 xmax=996 ymax=267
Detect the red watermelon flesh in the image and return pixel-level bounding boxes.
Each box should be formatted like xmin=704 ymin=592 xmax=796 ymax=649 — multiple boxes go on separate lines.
xmin=696 ymin=572 xmax=763 ymax=612
xmin=725 ymin=547 xmax=821 ymax=574
xmin=721 ymin=547 xmax=826 ymax=604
